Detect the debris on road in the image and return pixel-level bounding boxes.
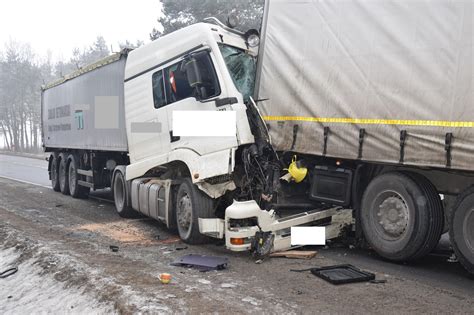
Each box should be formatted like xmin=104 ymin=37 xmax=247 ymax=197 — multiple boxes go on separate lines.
xmin=109 ymin=245 xmax=119 ymax=252
xmin=171 ymin=254 xmax=228 ymax=272
xmin=158 ymin=273 xmax=171 ymax=284
xmin=291 ymin=264 xmax=376 ymax=285
xmin=0 ymin=267 xmax=18 ymax=279
xmin=310 ymin=264 xmax=375 ymax=285
xmin=269 ymin=250 xmax=317 ymax=259
xmin=251 ymin=231 xmax=274 ymax=258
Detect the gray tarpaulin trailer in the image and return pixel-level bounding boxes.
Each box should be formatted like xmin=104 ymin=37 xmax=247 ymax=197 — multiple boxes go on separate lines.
xmin=255 ymin=0 xmax=474 ymax=273
xmin=257 ymin=0 xmax=473 ymax=172
xmin=42 ymin=51 xmax=128 ymax=152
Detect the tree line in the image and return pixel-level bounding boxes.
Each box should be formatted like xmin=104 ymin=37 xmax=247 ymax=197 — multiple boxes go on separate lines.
xmin=0 ymin=0 xmax=263 ymax=153
xmin=0 ymin=37 xmax=140 ymax=152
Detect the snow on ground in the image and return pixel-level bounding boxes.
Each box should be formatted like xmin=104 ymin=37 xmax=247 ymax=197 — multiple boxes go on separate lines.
xmin=0 ymin=247 xmax=114 ymax=314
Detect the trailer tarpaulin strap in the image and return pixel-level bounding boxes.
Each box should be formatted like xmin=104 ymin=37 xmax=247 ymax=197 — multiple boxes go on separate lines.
xmin=263 ymin=116 xmax=474 ymax=128
xmin=257 ymin=0 xmax=473 ymax=171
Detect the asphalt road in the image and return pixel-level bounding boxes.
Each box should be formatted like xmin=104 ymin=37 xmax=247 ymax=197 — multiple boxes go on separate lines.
xmin=0 ymin=154 xmax=50 ymax=187
xmin=0 ymin=153 xmax=472 ymax=313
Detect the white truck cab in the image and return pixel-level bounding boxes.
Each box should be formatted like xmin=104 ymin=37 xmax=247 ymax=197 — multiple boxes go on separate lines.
xmin=123 ymin=22 xmax=257 ymax=184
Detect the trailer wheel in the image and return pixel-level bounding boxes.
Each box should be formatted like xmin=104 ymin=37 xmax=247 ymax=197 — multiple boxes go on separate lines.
xmin=113 ymin=170 xmax=136 ymax=218
xmin=58 ymin=153 xmax=70 ymax=195
xmin=68 ymin=154 xmax=89 ymax=198
xmin=403 ymin=172 xmax=444 ymax=260
xmin=449 ymin=187 xmax=474 ymax=274
xmin=176 ymin=178 xmax=214 ymax=244
xmin=361 ymin=172 xmax=443 ymax=261
xmin=50 ymin=154 xmax=60 ymax=192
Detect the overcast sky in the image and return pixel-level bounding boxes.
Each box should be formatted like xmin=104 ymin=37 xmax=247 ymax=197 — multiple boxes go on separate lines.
xmin=0 ymin=0 xmax=162 ymax=61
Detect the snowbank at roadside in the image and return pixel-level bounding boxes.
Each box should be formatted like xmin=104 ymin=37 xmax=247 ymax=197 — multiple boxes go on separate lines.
xmin=0 ymin=247 xmax=114 ymax=314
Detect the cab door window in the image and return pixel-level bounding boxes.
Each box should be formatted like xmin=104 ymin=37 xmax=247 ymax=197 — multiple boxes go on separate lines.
xmin=166 ymin=63 xmax=194 ymax=103
xmin=152 ymin=70 xmax=166 ymax=108
xmin=152 ymin=50 xmax=221 ymax=108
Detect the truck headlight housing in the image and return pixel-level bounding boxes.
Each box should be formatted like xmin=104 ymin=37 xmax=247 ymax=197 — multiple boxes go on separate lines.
xmin=245 ymin=29 xmax=260 ymax=47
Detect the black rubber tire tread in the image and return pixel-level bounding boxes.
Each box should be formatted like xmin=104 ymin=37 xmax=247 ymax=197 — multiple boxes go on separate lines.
xmin=176 ymin=178 xmax=215 ymax=244
xmin=402 ymin=172 xmax=444 ymax=260
xmin=58 ymin=153 xmax=70 ymax=195
xmin=113 ymin=170 xmax=137 ymax=218
xmin=361 ymin=172 xmax=432 ymax=261
xmin=67 ymin=154 xmax=90 ymax=199
xmin=50 ymin=154 xmax=60 ymax=192
xmin=449 ymin=186 xmax=474 ymax=275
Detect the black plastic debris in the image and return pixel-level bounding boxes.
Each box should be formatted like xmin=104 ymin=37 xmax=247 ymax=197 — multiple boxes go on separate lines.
xmin=171 ymin=254 xmax=228 ymax=272
xmin=109 ymin=245 xmax=119 ymax=252
xmin=251 ymin=231 xmax=274 ymax=258
xmin=291 ymin=264 xmax=376 ymax=285
xmin=310 ymin=264 xmax=375 ymax=285
xmin=0 ymin=267 xmax=18 ymax=279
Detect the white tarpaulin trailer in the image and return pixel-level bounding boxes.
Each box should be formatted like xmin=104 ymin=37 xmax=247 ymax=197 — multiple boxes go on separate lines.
xmin=257 ymin=0 xmax=473 ymax=171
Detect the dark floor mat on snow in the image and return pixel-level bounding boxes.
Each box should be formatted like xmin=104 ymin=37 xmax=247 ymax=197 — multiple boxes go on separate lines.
xmin=310 ymin=264 xmax=375 ymax=285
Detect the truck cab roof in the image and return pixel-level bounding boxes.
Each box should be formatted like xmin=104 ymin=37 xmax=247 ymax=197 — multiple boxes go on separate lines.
xmin=124 ymin=22 xmax=252 ymax=83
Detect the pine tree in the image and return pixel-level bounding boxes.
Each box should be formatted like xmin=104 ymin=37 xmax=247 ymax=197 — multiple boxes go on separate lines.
xmin=150 ymin=0 xmax=264 ymax=40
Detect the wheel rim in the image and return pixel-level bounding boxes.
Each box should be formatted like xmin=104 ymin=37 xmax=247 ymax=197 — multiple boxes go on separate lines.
xmin=69 ymin=162 xmax=76 ymax=193
xmin=114 ymin=175 xmax=125 ymax=210
xmin=463 ymin=208 xmax=474 ymax=252
xmin=177 ymin=193 xmax=192 ymax=233
xmin=372 ymin=190 xmax=410 ymax=240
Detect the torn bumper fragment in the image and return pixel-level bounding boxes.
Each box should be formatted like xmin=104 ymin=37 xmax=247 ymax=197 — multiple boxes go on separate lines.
xmin=199 ymin=200 xmax=353 ymax=252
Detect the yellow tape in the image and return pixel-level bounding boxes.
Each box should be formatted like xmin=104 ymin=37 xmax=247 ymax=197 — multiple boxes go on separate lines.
xmin=262 ymin=116 xmax=474 ymax=128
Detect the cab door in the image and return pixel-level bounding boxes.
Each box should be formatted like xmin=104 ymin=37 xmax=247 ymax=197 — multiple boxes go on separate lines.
xmin=125 ymin=68 xmax=171 ymax=164
xmin=162 ymin=50 xmax=238 ymax=155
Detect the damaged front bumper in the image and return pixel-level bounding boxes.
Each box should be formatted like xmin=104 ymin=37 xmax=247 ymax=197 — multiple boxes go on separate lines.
xmin=199 ymin=200 xmax=353 ymax=253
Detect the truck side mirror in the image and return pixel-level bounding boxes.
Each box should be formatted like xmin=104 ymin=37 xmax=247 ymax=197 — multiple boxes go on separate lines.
xmin=183 ymin=58 xmax=202 ymax=87
xmin=182 ymin=57 xmax=206 ymax=99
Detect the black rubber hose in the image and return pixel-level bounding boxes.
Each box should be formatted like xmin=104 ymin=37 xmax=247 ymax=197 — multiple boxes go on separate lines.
xmin=0 ymin=267 xmax=18 ymax=279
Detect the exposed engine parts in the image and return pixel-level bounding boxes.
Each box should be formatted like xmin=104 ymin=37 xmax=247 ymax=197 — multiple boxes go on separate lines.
xmin=235 ymin=142 xmax=280 ymax=207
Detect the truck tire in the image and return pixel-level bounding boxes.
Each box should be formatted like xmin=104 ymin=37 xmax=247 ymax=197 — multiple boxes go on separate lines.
xmin=402 ymin=172 xmax=444 ymax=260
xmin=361 ymin=172 xmax=443 ymax=261
xmin=176 ymin=178 xmax=214 ymax=244
xmin=449 ymin=187 xmax=474 ymax=274
xmin=113 ymin=170 xmax=136 ymax=218
xmin=68 ymin=154 xmax=90 ymax=198
xmin=50 ymin=154 xmax=60 ymax=192
xmin=58 ymin=153 xmax=70 ymax=195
